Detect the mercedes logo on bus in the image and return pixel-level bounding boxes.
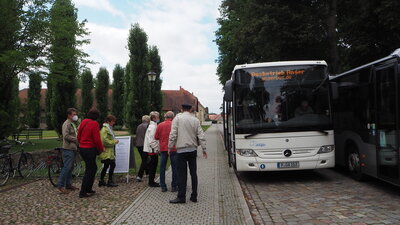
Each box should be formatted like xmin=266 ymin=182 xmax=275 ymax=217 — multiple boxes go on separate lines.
xmin=283 ymin=149 xmax=292 ymax=157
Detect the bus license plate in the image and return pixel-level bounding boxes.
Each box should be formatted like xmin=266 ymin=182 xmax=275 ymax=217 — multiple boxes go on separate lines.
xmin=277 ymin=161 xmax=299 ymax=168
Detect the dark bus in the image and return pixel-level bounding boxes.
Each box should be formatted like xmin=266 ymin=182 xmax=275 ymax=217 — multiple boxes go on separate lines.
xmin=330 ymin=48 xmax=400 ymax=185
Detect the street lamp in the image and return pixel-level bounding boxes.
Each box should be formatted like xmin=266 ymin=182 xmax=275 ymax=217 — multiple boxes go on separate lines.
xmin=147 ymin=71 xmax=157 ymax=110
xmin=147 ymin=71 xmax=157 ymax=82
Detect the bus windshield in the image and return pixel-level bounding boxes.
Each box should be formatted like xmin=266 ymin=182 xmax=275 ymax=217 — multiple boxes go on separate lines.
xmin=234 ymin=64 xmax=332 ymax=134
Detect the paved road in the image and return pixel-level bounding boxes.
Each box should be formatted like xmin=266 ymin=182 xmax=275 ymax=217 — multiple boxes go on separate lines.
xmin=112 ymin=125 xmax=253 ymax=225
xmin=239 ymin=168 xmax=400 ymax=224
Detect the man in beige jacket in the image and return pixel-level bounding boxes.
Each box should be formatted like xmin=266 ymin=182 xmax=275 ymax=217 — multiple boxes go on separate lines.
xmin=169 ymin=104 xmax=207 ymax=204
xmin=58 ymin=108 xmax=80 ymax=194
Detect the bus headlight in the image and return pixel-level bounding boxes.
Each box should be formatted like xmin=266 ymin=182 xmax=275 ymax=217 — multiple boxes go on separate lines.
xmin=236 ymin=149 xmax=258 ymax=157
xmin=318 ymin=145 xmax=334 ymax=154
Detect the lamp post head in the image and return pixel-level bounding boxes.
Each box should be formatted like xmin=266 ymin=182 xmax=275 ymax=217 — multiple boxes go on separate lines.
xmin=147 ymin=71 xmax=157 ymax=82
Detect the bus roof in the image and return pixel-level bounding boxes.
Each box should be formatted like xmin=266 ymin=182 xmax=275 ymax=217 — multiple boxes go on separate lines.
xmin=233 ymin=60 xmax=327 ymax=71
xmin=331 ymin=48 xmax=400 ymax=80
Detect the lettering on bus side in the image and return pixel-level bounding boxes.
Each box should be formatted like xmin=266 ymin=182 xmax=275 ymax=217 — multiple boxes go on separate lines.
xmin=250 ymin=141 xmax=266 ymax=148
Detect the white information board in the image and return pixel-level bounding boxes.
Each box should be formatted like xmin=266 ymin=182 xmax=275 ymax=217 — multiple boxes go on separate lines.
xmin=114 ymin=136 xmax=131 ymax=173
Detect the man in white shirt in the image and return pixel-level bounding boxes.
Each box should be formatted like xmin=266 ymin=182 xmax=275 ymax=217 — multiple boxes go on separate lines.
xmin=168 ymin=104 xmax=207 ymax=203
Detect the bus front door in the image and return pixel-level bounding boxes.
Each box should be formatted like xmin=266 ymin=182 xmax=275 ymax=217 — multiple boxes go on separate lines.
xmin=374 ymin=64 xmax=400 ymax=183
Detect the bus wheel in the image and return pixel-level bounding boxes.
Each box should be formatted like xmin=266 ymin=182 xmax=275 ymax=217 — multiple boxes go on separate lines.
xmin=347 ymin=147 xmax=364 ymax=181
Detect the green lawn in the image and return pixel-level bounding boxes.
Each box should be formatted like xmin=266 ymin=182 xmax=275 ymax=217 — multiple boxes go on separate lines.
xmin=202 ymin=125 xmax=210 ymax=131
xmin=10 ymin=138 xmax=61 ymax=153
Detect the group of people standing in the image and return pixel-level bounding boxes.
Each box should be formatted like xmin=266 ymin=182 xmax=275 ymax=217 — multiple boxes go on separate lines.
xmin=57 ymin=103 xmax=207 ymax=203
xmin=58 ymin=107 xmax=120 ymax=198
xmin=135 ymin=104 xmax=207 ymax=203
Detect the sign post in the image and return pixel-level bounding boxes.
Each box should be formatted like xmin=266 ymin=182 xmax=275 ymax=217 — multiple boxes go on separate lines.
xmin=114 ymin=136 xmax=131 ymax=183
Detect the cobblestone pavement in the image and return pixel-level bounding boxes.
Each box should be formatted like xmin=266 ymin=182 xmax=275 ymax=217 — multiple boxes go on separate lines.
xmin=0 ymin=177 xmax=147 ymax=224
xmin=238 ymin=168 xmax=400 ymax=224
xmin=112 ymin=125 xmax=253 ymax=225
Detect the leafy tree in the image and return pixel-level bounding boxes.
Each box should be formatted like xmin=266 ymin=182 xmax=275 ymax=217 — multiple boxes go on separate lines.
xmin=148 ymin=46 xmax=163 ymax=113
xmin=81 ymin=69 xmax=93 ymax=115
xmin=27 ymin=72 xmax=42 ymax=128
xmin=123 ymin=61 xmax=132 ymax=127
xmin=0 ymin=0 xmax=51 ymax=138
xmin=337 ymin=0 xmax=400 ymax=71
xmin=112 ymin=64 xmax=124 ymax=126
xmin=216 ymin=1 xmax=330 ymax=85
xmin=48 ymin=0 xmax=90 ymax=135
xmin=95 ymin=67 xmax=109 ymax=124
xmin=126 ymin=23 xmax=150 ymax=134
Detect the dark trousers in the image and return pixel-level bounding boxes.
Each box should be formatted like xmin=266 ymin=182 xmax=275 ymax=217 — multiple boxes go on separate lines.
xmin=79 ymin=148 xmax=97 ymax=194
xmin=100 ymin=159 xmax=116 ymax=182
xmin=137 ymin=146 xmax=148 ymax=178
xmin=148 ymin=154 xmax=159 ymax=184
xmin=177 ymin=151 xmax=198 ymax=200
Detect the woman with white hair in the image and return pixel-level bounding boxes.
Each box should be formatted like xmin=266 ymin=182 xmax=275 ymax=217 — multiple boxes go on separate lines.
xmin=136 ymin=115 xmax=150 ymax=182
xmin=143 ymin=111 xmax=160 ymax=187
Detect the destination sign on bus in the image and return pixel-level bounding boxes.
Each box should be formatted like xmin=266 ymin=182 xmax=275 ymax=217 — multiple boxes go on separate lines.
xmin=250 ymin=69 xmax=305 ymax=81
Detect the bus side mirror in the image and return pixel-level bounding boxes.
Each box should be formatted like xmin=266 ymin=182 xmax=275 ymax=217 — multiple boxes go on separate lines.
xmin=224 ymin=80 xmax=233 ymax=102
xmin=330 ymin=82 xmax=339 ymax=100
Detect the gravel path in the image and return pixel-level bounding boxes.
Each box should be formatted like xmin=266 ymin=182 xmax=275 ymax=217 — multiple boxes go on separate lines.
xmin=0 ymin=177 xmax=147 ymax=225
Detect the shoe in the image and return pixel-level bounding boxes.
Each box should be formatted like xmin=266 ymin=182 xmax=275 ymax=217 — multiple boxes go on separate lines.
xmin=98 ymin=180 xmax=106 ymax=187
xmin=161 ymin=187 xmax=168 ymax=192
xmin=136 ymin=177 xmax=143 ymax=182
xmin=57 ymin=187 xmax=69 ymax=194
xmin=87 ymin=190 xmax=96 ymax=194
xmin=149 ymin=182 xmax=160 ymax=187
xmin=169 ymin=198 xmax=186 ymax=204
xmin=79 ymin=193 xmax=92 ymax=198
xmin=66 ymin=185 xmax=79 ymax=191
xmin=107 ymin=181 xmax=118 ymax=187
xmin=171 ymin=187 xmax=178 ymax=192
xmin=190 ymin=197 xmax=198 ymax=203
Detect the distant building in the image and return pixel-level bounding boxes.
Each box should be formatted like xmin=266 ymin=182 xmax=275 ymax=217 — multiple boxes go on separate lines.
xmin=161 ymin=86 xmax=208 ymax=123
xmin=19 ymin=86 xmax=208 ymax=128
xmin=209 ymin=114 xmax=223 ymax=124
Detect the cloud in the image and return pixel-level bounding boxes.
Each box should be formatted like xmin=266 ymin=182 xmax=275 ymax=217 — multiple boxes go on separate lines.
xmin=82 ymin=23 xmax=129 ymax=71
xmin=73 ymin=0 xmax=124 ymax=17
xmin=76 ymin=0 xmax=223 ymax=113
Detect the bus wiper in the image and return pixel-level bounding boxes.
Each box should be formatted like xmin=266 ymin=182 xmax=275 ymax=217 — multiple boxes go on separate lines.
xmin=244 ymin=133 xmax=259 ymax=139
xmin=312 ymin=76 xmax=328 ymax=93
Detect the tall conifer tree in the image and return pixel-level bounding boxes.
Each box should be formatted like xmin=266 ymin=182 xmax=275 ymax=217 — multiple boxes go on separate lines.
xmin=112 ymin=64 xmax=125 ymax=126
xmin=126 ymin=23 xmax=150 ymax=133
xmin=96 ymin=67 xmax=109 ymax=124
xmin=48 ymin=0 xmax=89 ymax=135
xmin=81 ymin=69 xmax=94 ymax=115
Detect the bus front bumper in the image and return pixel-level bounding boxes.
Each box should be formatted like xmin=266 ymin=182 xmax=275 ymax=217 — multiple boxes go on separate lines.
xmin=235 ymin=152 xmax=335 ymax=171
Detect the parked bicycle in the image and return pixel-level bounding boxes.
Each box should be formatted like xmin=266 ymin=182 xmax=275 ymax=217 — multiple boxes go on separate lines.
xmin=47 ymin=148 xmax=82 ymax=187
xmin=0 ymin=140 xmax=35 ymax=186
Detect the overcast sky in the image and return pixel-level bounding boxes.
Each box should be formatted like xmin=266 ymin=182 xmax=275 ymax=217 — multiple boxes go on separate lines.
xmin=34 ymin=1 xmax=224 ymax=114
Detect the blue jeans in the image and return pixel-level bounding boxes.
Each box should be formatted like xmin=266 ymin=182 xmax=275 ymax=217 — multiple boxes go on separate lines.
xmin=57 ymin=149 xmax=76 ymax=188
xmin=160 ymin=151 xmax=178 ymax=189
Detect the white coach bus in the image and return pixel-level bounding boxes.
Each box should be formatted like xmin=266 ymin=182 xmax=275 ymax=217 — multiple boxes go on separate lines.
xmin=222 ymin=61 xmax=335 ymax=171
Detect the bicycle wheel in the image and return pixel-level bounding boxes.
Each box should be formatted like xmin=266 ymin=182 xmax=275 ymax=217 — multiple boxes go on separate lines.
xmin=48 ymin=158 xmax=62 ymax=187
xmin=0 ymin=156 xmax=10 ymax=186
xmin=72 ymin=160 xmax=83 ymax=178
xmin=18 ymin=153 xmax=35 ymax=178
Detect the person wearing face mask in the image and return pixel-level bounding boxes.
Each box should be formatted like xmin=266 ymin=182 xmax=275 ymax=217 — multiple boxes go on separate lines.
xmin=57 ymin=108 xmax=80 ymax=194
xmin=99 ymin=115 xmax=120 ymax=187
xmin=143 ymin=111 xmax=160 ymax=187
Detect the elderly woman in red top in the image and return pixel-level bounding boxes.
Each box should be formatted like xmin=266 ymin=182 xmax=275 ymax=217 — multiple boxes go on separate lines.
xmin=77 ymin=108 xmax=104 ymax=198
xmin=155 ymin=111 xmax=178 ymax=192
